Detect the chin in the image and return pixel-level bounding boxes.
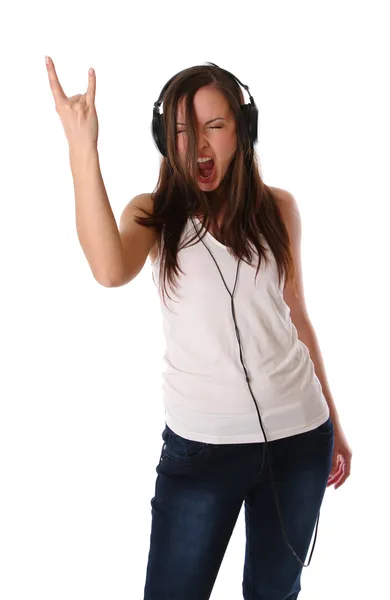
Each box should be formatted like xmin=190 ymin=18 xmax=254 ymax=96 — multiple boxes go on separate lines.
xmin=198 ymin=179 xmax=220 ymax=191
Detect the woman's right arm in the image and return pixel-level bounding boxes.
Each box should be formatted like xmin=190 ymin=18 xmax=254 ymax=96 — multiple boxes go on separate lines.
xmin=70 ymin=146 xmax=127 ymax=287
xmin=46 ymin=56 xmax=156 ymax=287
xmin=71 ymin=146 xmax=156 ymax=287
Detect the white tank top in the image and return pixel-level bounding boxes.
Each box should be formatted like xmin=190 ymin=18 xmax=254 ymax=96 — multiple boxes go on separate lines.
xmin=151 ymin=216 xmax=329 ymax=444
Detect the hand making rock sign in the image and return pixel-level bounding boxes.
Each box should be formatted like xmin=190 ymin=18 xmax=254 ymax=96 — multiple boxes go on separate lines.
xmin=45 ymin=56 xmax=99 ymax=151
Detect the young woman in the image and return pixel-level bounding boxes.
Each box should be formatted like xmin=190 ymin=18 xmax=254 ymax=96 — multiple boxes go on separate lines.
xmin=46 ymin=57 xmax=352 ymax=600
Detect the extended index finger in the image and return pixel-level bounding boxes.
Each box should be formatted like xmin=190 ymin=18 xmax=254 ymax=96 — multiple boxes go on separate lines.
xmin=45 ymin=56 xmax=67 ymax=106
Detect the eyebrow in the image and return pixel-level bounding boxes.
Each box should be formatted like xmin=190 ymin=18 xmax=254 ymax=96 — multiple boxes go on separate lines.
xmin=176 ymin=117 xmax=226 ymax=126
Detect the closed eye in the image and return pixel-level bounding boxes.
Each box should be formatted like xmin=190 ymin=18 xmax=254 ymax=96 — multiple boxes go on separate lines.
xmin=176 ymin=126 xmax=223 ymax=134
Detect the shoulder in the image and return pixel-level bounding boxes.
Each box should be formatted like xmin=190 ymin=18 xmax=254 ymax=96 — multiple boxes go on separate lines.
xmin=268 ymin=187 xmax=301 ymax=238
xmin=128 ymin=192 xmax=154 ymax=211
xmin=125 ymin=192 xmax=158 ymax=262
xmin=268 ymin=186 xmax=299 ymax=216
xmin=268 ymin=185 xmax=302 ymax=263
xmin=119 ymin=192 xmax=154 ymax=230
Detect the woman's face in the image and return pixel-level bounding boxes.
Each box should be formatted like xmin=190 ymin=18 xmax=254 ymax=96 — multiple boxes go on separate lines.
xmin=175 ymin=85 xmax=237 ymax=192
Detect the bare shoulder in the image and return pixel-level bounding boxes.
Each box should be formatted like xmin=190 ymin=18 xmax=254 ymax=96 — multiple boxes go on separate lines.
xmin=268 ymin=187 xmax=301 ymax=234
xmin=269 ymin=186 xmax=297 ymax=213
xmin=116 ymin=192 xmax=157 ymax=286
xmin=121 ymin=192 xmax=154 ymax=215
xmin=120 ymin=193 xmax=160 ymax=265
xmin=119 ymin=192 xmax=155 ymax=234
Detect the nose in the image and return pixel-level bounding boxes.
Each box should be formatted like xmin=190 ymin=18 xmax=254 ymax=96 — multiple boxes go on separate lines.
xmin=198 ymin=135 xmax=209 ymax=152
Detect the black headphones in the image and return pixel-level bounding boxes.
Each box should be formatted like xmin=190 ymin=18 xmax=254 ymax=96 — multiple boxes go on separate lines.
xmin=151 ymin=62 xmax=259 ymax=157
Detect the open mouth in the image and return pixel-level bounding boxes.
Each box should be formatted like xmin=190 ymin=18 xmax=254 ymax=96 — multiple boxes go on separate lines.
xmin=197 ymin=159 xmax=216 ymax=183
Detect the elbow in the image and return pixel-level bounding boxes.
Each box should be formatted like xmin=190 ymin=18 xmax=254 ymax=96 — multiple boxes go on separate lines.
xmin=94 ymin=271 xmax=124 ymax=288
xmin=99 ymin=279 xmax=117 ymax=288
xmin=93 ymin=262 xmax=138 ymax=288
xmin=104 ymin=278 xmax=125 ymax=288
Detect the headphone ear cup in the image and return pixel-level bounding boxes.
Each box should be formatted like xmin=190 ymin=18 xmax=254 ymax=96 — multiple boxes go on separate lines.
xmin=152 ymin=112 xmax=167 ymax=157
xmin=241 ymin=104 xmax=258 ymax=147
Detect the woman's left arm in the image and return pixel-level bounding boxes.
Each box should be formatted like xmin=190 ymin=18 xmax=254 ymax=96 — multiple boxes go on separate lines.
xmin=274 ymin=187 xmax=353 ymax=489
xmin=292 ymin=319 xmax=352 ymax=489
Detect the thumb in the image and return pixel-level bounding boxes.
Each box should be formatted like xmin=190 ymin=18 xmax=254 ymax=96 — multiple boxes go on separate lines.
xmin=331 ymin=451 xmax=338 ymax=474
xmin=86 ymin=68 xmax=96 ymax=106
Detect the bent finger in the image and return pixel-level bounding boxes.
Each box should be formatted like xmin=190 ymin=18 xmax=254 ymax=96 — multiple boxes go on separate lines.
xmin=335 ymin=466 xmax=350 ymax=489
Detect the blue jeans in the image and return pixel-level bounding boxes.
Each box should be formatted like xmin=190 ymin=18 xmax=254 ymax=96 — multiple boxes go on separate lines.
xmin=144 ymin=416 xmax=334 ymax=600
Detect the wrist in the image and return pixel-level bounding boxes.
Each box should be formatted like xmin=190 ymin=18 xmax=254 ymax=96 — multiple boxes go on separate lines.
xmin=69 ymin=143 xmax=98 ymax=159
xmin=330 ymin=412 xmax=341 ymax=428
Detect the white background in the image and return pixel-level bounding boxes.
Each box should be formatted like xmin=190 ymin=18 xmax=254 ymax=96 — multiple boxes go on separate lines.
xmin=1 ymin=1 xmax=389 ymax=598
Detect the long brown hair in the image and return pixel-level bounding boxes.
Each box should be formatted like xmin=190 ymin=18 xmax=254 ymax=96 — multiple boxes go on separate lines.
xmin=135 ymin=63 xmax=296 ymax=307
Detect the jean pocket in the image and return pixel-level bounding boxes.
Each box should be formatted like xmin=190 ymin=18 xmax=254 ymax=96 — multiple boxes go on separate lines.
xmin=161 ymin=425 xmax=211 ymax=465
xmin=315 ymin=416 xmax=334 ymax=436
